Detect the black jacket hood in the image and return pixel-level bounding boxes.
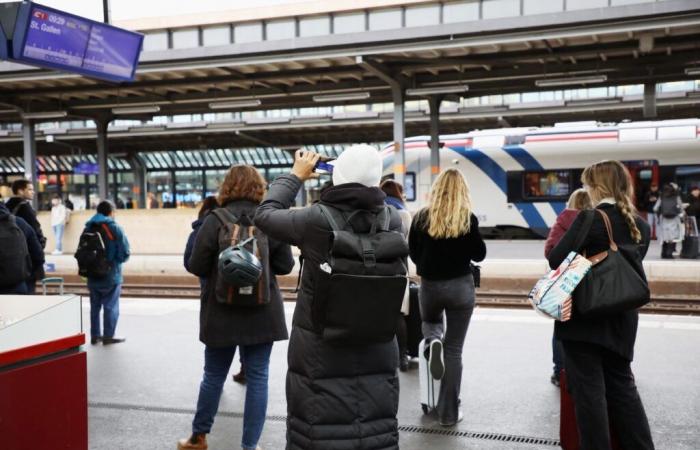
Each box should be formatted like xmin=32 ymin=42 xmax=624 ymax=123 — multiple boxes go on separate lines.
xmin=320 ymin=183 xmax=386 ymax=212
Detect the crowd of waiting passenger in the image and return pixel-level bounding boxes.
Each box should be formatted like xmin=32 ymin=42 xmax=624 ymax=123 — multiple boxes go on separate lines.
xmin=3 ymin=145 xmax=690 ymax=450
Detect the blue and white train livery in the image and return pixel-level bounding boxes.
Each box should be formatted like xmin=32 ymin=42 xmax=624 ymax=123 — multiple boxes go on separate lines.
xmin=382 ymin=119 xmax=700 ymax=238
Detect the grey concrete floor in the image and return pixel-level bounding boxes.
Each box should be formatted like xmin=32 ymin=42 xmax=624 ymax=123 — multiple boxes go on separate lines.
xmin=85 ymin=299 xmax=700 ymax=450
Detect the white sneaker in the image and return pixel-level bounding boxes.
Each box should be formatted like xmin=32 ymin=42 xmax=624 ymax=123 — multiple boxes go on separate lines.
xmin=429 ymin=339 xmax=445 ymax=380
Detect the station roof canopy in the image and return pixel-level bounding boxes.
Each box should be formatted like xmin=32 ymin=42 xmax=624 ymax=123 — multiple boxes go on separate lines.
xmin=1 ymin=0 xmax=699 ymax=152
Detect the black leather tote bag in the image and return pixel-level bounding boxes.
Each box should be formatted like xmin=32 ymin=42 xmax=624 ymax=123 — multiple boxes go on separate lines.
xmin=573 ymin=210 xmax=650 ymax=317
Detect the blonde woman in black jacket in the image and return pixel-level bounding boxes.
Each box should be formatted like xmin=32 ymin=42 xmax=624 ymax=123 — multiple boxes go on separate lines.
xmin=408 ymin=168 xmax=486 ymax=427
xmin=548 ymin=160 xmax=654 ymax=450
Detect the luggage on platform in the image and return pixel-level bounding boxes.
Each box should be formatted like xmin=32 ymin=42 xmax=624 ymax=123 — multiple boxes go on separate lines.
xmin=560 ymin=370 xmax=621 ymax=450
xmin=405 ymin=281 xmax=423 ymax=358
xmin=681 ymin=217 xmax=699 ymax=259
xmin=418 ymin=338 xmax=441 ymax=415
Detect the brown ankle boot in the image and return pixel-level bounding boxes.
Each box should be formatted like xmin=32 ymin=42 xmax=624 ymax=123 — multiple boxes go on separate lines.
xmin=177 ymin=433 xmax=207 ymax=450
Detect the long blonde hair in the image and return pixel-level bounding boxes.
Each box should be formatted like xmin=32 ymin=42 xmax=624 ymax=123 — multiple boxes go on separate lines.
xmin=581 ymin=160 xmax=642 ymax=243
xmin=423 ymin=169 xmax=472 ymax=239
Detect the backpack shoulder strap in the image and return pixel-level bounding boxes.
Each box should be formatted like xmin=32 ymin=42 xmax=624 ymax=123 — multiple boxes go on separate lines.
xmin=318 ymin=204 xmax=344 ymax=231
xmin=212 ymin=208 xmax=239 ymax=226
xmin=376 ymin=206 xmax=391 ymax=232
xmin=12 ymin=200 xmax=26 ymax=215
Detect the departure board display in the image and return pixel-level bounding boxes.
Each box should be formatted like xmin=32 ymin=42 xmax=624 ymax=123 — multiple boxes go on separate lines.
xmin=12 ymin=3 xmax=143 ymax=82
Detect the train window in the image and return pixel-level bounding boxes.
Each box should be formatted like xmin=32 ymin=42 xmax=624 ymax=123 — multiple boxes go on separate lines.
xmin=523 ymin=171 xmax=571 ymax=199
xmin=404 ymin=172 xmax=416 ymax=202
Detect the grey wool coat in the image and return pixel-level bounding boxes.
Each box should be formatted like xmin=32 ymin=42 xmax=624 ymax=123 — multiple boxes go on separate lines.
xmin=255 ymin=174 xmax=403 ymax=450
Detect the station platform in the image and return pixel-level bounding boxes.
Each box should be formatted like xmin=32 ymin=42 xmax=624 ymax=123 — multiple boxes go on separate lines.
xmin=45 ymin=239 xmax=700 ymax=283
xmin=85 ymin=299 xmax=700 ymax=449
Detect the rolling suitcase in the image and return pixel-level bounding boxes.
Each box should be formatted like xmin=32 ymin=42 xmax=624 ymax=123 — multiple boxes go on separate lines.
xmin=405 ymin=281 xmax=423 ymax=358
xmin=681 ymin=236 xmax=699 ymax=259
xmin=418 ymin=339 xmax=441 ymax=415
xmin=681 ymin=217 xmax=699 ymax=259
xmin=560 ymin=370 xmax=621 ymax=450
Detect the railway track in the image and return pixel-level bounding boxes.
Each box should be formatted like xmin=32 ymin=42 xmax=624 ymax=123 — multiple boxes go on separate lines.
xmin=44 ymin=283 xmax=700 ymax=315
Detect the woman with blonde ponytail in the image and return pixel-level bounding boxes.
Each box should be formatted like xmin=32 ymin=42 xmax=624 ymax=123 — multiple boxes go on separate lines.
xmin=548 ymin=160 xmax=655 ymax=450
xmin=408 ymin=169 xmax=486 ymax=427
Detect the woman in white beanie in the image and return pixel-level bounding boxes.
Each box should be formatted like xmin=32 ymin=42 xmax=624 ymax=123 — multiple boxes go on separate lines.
xmin=255 ymin=145 xmax=405 ymax=450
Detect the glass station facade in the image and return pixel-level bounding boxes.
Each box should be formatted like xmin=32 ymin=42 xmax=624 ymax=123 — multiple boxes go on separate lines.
xmin=0 ymin=145 xmax=344 ymax=210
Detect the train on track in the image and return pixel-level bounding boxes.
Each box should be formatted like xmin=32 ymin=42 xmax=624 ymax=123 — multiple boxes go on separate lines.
xmin=381 ymin=118 xmax=700 ymax=238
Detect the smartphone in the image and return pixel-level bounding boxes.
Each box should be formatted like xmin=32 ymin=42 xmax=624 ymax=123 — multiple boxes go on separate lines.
xmin=315 ymin=160 xmax=334 ymax=174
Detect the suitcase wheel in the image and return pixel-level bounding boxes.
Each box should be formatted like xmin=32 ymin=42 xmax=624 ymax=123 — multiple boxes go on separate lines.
xmin=421 ymin=404 xmax=429 ymax=415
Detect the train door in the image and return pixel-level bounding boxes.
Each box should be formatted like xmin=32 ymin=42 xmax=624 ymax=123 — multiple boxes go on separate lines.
xmin=624 ymin=160 xmax=659 ymax=211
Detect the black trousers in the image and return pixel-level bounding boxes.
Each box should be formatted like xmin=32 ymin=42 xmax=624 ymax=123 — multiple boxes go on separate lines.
xmin=562 ymin=341 xmax=655 ymax=450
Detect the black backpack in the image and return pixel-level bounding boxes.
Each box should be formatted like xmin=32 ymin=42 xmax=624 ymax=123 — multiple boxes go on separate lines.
xmin=75 ymin=223 xmax=114 ymax=278
xmin=312 ymin=204 xmax=408 ymax=344
xmin=660 ymin=196 xmax=681 ymax=219
xmin=0 ymin=214 xmax=31 ymax=287
xmin=212 ymin=209 xmax=271 ymax=307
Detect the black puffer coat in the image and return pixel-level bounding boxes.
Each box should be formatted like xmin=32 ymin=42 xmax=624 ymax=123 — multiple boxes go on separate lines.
xmin=255 ymin=175 xmax=402 ymax=450
xmin=188 ymin=200 xmax=294 ymax=347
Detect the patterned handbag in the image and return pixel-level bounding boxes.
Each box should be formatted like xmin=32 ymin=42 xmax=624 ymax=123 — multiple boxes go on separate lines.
xmin=528 ymin=251 xmax=592 ymax=321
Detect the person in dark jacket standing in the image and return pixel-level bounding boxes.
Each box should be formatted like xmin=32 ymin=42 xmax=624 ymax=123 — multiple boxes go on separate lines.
xmin=687 ymin=186 xmax=700 ymax=232
xmin=255 ymin=145 xmax=405 ymax=450
xmin=184 ymin=196 xmax=219 ymax=280
xmin=0 ymin=202 xmax=44 ymax=294
xmin=548 ymin=160 xmax=654 ymax=450
xmin=654 ymin=183 xmax=684 ymax=259
xmin=178 ymin=165 xmax=294 ymax=450
xmin=643 ymin=183 xmax=660 ymax=239
xmin=6 ymin=179 xmax=46 ymax=293
xmin=408 ymin=168 xmax=486 ymax=427
xmin=183 ymin=195 xmax=248 ymax=384
xmin=381 ymin=179 xmax=412 ymax=371
xmin=543 ymin=188 xmax=592 ymax=387
xmin=85 ymin=201 xmax=130 ymax=345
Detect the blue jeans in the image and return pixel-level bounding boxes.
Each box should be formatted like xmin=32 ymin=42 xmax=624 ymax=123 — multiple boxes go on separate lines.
xmin=89 ymin=284 xmax=122 ymax=338
xmin=52 ymin=224 xmax=64 ymax=252
xmin=192 ymin=342 xmax=273 ymax=449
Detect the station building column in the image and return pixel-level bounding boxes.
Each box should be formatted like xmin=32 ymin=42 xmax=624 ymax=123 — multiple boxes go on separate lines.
xmin=96 ymin=119 xmax=110 ymax=202
xmin=129 ymin=154 xmax=147 ymax=209
xmin=428 ymin=96 xmax=443 ymax=183
xmin=21 ymin=118 xmax=38 ymax=207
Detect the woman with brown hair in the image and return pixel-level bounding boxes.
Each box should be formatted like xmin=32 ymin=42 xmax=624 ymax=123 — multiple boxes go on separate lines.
xmin=178 ymin=165 xmax=294 ymax=450
xmin=408 ymin=168 xmax=486 ymax=426
xmin=548 ymin=160 xmax=654 ymax=450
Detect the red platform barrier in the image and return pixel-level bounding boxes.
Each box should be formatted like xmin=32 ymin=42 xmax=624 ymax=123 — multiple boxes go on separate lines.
xmin=0 ymin=349 xmax=87 ymax=450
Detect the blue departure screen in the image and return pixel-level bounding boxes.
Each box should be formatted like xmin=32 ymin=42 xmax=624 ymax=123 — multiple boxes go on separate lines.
xmin=12 ymin=3 xmax=143 ymax=82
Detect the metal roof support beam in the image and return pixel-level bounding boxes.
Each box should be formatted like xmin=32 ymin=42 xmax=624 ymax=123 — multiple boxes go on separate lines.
xmin=644 ymin=82 xmax=657 ymax=118
xmin=235 ymin=130 xmax=275 ymax=148
xmin=21 ymin=118 xmax=37 ymax=208
xmin=96 ymin=120 xmax=110 ymax=202
xmin=428 ymin=95 xmax=443 ymax=183
xmin=356 ymin=56 xmax=407 ymax=186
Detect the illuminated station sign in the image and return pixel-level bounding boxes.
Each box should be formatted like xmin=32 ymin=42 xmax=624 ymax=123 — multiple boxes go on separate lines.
xmin=1 ymin=2 xmax=143 ymax=82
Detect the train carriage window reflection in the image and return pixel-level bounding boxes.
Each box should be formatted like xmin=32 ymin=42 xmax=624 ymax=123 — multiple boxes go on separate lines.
xmin=404 ymin=172 xmax=416 ymax=202
xmin=523 ymin=171 xmax=571 ymax=199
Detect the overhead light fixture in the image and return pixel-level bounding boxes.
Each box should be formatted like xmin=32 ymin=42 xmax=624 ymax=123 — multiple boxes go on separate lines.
xmin=313 ymin=92 xmax=371 ymax=102
xmin=685 ymin=68 xmax=700 ymax=77
xmin=112 ymin=106 xmax=161 ymax=115
xmin=406 ymin=85 xmax=469 ymax=96
xmin=22 ymin=111 xmax=68 ymax=119
xmin=208 ymin=99 xmax=262 ymax=110
xmin=534 ymin=75 xmax=608 ymax=87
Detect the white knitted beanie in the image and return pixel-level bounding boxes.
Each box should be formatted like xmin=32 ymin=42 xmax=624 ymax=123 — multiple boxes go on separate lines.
xmin=331 ymin=144 xmax=382 ymax=187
